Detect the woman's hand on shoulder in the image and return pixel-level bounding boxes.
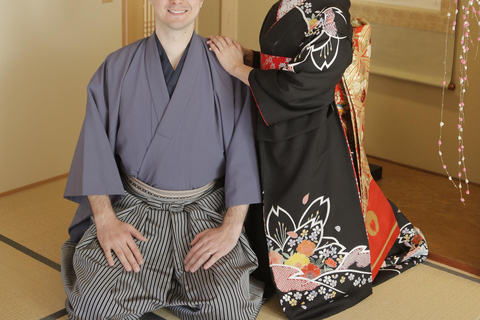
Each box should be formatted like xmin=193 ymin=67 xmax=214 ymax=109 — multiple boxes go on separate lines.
xmin=207 ymin=36 xmax=244 ymax=73
xmin=207 ymin=36 xmax=253 ymax=85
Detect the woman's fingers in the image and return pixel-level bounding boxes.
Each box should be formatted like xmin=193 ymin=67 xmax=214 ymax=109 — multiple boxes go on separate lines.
xmin=207 ymin=35 xmax=233 ymax=51
xmin=224 ymin=36 xmax=234 ymax=45
xmin=215 ymin=36 xmax=229 ymax=48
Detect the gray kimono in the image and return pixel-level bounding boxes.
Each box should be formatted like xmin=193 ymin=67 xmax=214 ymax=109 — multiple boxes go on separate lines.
xmin=64 ymin=33 xmax=261 ymax=241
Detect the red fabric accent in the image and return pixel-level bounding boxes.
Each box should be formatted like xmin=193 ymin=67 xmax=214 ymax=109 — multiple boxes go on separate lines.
xmin=366 ymin=179 xmax=400 ymax=279
xmin=272 ymin=265 xmax=321 ymax=292
xmin=260 ymin=53 xmax=292 ymax=70
xmin=335 ymin=82 xmax=348 ymax=106
xmin=249 ymin=85 xmax=269 ymax=126
xmin=252 ymin=52 xmax=292 ymax=126
xmin=338 ymin=109 xmax=363 ymax=210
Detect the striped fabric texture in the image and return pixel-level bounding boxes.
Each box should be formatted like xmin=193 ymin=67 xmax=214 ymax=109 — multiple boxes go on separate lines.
xmin=61 ymin=179 xmax=263 ymax=320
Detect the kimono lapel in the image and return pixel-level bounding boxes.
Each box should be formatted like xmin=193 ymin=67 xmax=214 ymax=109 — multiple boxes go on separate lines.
xmin=156 ymin=33 xmax=201 ymax=139
xmin=261 ymin=1 xmax=304 ymax=51
xmin=276 ymin=0 xmax=305 ymax=21
xmin=138 ymin=33 xmax=202 ymax=182
xmin=145 ymin=33 xmax=170 ymax=124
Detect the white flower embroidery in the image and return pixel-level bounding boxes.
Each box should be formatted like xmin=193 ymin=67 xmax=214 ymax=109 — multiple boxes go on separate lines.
xmin=366 ymin=45 xmax=372 ymax=58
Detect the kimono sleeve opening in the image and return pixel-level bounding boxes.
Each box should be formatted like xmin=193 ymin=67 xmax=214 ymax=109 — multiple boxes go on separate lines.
xmin=223 ymin=79 xmax=262 ymax=209
xmin=64 ymin=61 xmax=126 ymax=239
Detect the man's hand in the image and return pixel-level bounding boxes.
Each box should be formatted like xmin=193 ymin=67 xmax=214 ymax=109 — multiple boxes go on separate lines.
xmin=88 ymin=195 xmax=147 ymax=273
xmin=183 ymin=204 xmax=249 ymax=272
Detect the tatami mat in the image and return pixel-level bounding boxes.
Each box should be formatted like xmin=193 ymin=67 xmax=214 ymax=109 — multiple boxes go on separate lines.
xmin=2 ymin=176 xmax=480 ymax=319
xmin=146 ymin=262 xmax=480 ymax=320
xmin=0 ymin=242 xmax=66 ymax=319
xmin=0 ymin=178 xmax=75 ymax=264
xmin=328 ymin=261 xmax=480 ymax=320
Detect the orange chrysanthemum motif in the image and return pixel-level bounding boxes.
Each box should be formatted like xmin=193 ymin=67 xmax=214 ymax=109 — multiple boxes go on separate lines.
xmin=297 ymin=240 xmax=316 ymax=257
xmin=325 ymin=258 xmax=337 ymax=268
xmin=301 ymin=263 xmax=321 ymax=279
xmin=269 ymin=250 xmax=284 ymax=265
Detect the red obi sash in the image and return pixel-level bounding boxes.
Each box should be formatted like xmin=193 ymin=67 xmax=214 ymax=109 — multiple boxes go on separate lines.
xmin=260 ymin=53 xmax=292 ymax=70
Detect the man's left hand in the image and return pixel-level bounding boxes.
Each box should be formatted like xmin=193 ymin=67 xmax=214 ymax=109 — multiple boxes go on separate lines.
xmin=183 ymin=204 xmax=249 ymax=272
xmin=184 ymin=224 xmax=240 ymax=272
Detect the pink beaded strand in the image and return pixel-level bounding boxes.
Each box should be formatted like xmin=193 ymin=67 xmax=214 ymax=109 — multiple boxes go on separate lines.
xmin=439 ymin=0 xmax=479 ymax=203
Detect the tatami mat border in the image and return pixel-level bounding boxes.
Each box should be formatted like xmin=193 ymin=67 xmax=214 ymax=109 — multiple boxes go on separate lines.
xmin=0 ymin=233 xmax=61 ymax=272
xmin=0 ymin=233 xmax=169 ymax=320
xmin=39 ymin=309 xmax=68 ymax=320
xmin=140 ymin=313 xmax=167 ymax=320
xmin=423 ymin=261 xmax=480 ymax=283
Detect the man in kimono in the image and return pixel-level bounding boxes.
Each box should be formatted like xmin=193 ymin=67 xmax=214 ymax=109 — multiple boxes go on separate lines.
xmin=61 ymin=0 xmax=263 ymax=319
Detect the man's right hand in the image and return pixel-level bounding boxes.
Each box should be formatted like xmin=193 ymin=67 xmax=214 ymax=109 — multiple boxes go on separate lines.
xmin=88 ymin=195 xmax=147 ymax=273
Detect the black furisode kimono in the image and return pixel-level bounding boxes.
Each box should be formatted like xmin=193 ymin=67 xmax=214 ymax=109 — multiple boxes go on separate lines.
xmin=247 ymin=1 xmax=427 ymax=319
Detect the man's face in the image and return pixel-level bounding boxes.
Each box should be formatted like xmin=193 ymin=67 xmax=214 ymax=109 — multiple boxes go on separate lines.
xmin=149 ymin=0 xmax=204 ymax=32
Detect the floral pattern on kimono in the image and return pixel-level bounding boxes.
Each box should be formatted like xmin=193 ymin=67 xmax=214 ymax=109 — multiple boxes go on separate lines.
xmin=265 ymin=194 xmax=372 ymax=311
xmin=379 ymin=210 xmax=428 ymax=274
xmin=287 ymin=5 xmax=349 ymax=73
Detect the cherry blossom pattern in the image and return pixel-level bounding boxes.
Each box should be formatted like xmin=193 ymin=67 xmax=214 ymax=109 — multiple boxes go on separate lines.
xmin=260 ymin=53 xmax=292 ymax=71
xmin=266 ymin=195 xmax=372 ymax=311
xmin=286 ymin=6 xmax=347 ymax=72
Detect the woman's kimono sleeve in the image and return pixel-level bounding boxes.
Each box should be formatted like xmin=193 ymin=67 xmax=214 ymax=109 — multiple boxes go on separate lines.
xmin=64 ymin=60 xmax=125 ymax=209
xmin=223 ymin=79 xmax=262 ymax=208
xmin=249 ymin=6 xmax=353 ymax=125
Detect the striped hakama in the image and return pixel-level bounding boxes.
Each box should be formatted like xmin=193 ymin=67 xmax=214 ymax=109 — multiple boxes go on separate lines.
xmin=61 ymin=177 xmax=263 ymax=320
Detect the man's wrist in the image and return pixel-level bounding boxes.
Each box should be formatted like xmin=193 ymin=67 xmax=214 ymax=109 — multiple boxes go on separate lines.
xmin=221 ymin=204 xmax=249 ymax=234
xmin=87 ymin=194 xmax=117 ymax=223
xmin=221 ymin=216 xmax=244 ymax=234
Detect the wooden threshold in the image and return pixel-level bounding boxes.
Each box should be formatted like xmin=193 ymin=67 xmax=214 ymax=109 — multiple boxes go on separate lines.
xmin=0 ymin=173 xmax=69 ymax=198
xmin=428 ymin=252 xmax=480 ymax=277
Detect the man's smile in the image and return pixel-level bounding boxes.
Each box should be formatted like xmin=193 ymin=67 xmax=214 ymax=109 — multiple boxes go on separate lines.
xmin=168 ymin=9 xmax=188 ymax=14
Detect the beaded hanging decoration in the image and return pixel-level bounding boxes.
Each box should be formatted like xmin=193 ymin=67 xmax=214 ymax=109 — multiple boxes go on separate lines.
xmin=439 ymin=0 xmax=479 ymax=203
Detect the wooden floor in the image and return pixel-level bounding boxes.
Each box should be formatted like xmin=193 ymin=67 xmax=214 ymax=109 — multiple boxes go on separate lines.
xmin=368 ymin=156 xmax=480 ymax=272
